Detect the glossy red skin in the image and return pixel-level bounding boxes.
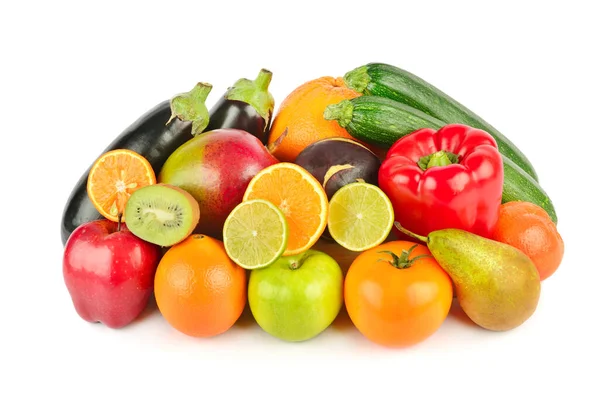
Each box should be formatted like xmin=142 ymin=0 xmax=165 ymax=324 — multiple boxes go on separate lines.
xmin=379 ymin=124 xmax=503 ymax=239
xmin=158 ymin=129 xmax=279 ymax=238
xmin=63 ymin=220 xmax=161 ymax=329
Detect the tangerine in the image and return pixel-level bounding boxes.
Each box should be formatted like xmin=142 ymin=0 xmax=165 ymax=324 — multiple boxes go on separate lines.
xmin=154 ymin=234 xmax=247 ymax=337
xmin=87 ymin=149 xmax=156 ymax=222
xmin=492 ymin=201 xmax=564 ymax=281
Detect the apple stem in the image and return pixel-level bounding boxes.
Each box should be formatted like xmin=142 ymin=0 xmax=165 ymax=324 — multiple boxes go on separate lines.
xmin=117 ymin=214 xmax=123 ymax=232
xmin=289 ymin=252 xmax=309 ymax=270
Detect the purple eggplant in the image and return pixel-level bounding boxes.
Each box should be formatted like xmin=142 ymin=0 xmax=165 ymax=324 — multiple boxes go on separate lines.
xmin=206 ymin=69 xmax=274 ymax=144
xmin=60 ymin=83 xmax=212 ymax=245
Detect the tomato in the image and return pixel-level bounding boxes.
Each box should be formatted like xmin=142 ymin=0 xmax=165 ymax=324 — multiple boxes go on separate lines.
xmin=344 ymin=240 xmax=453 ymax=348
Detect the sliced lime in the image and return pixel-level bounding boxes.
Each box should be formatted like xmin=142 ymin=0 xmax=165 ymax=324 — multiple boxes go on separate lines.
xmin=223 ymin=199 xmax=289 ymax=270
xmin=328 ymin=182 xmax=394 ymax=252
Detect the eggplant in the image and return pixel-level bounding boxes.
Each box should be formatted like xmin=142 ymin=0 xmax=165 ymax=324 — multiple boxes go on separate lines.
xmin=205 ymin=68 xmax=275 ymax=144
xmin=60 ymin=83 xmax=212 ymax=245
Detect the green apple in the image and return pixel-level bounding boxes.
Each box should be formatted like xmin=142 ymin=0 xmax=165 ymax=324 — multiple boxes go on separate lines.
xmin=248 ymin=249 xmax=343 ymax=342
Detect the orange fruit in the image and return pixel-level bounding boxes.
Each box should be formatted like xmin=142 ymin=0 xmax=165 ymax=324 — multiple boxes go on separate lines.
xmin=243 ymin=162 xmax=328 ymax=256
xmin=492 ymin=201 xmax=564 ymax=281
xmin=87 ymin=149 xmax=156 ymax=222
xmin=267 ymin=76 xmax=362 ymax=162
xmin=154 ymin=234 xmax=247 ymax=338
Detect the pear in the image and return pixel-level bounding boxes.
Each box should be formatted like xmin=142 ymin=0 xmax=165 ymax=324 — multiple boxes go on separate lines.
xmin=395 ymin=222 xmax=541 ymax=332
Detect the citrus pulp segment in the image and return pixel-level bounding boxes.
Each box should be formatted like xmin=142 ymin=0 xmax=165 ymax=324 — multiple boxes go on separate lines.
xmin=86 ymin=149 xmax=156 ymax=222
xmin=223 ymin=199 xmax=289 ymax=270
xmin=242 ymin=163 xmax=329 ymax=256
xmin=328 ymin=182 xmax=394 ymax=251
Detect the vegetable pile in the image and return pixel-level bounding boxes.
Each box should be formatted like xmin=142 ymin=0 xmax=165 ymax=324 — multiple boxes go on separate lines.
xmin=60 ymin=63 xmax=564 ymax=348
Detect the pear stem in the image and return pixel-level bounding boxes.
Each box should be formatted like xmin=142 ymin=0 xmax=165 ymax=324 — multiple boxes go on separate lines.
xmin=394 ymin=221 xmax=428 ymax=243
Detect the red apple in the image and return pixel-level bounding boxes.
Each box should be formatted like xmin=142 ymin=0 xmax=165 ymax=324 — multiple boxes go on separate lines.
xmin=63 ymin=219 xmax=162 ymax=329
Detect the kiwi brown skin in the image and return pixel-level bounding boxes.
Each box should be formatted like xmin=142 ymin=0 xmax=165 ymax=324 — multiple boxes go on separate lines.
xmin=126 ymin=183 xmax=200 ymax=247
xmin=294 ymin=137 xmax=382 ymax=199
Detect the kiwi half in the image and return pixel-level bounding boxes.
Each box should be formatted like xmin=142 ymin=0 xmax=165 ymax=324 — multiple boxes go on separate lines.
xmin=124 ymin=183 xmax=200 ymax=247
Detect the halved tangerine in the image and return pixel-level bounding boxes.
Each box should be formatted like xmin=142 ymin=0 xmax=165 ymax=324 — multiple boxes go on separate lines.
xmin=87 ymin=149 xmax=156 ymax=222
xmin=243 ymin=162 xmax=329 ymax=256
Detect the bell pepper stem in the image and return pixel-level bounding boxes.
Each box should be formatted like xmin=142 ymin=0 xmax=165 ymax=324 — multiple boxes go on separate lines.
xmin=427 ymin=151 xmax=452 ymax=168
xmin=167 ymin=82 xmax=213 ymax=136
xmin=418 ymin=150 xmax=459 ymax=170
xmin=394 ymin=221 xmax=428 ymax=243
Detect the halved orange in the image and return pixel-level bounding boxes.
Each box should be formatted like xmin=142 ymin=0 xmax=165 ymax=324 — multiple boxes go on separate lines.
xmin=87 ymin=149 xmax=156 ymax=222
xmin=243 ymin=162 xmax=328 ymax=256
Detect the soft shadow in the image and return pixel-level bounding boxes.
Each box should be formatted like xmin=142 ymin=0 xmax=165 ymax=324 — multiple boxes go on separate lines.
xmin=330 ymin=305 xmax=356 ymax=332
xmin=127 ymin=293 xmax=159 ymax=328
xmin=448 ymin=298 xmax=477 ymax=328
xmin=312 ymin=240 xmax=361 ymax=276
xmin=234 ymin=302 xmax=256 ymax=329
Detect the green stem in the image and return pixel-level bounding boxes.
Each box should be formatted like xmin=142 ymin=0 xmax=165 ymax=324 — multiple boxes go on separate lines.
xmin=377 ymin=245 xmax=431 ymax=269
xmin=226 ymin=68 xmax=274 ymax=126
xmin=253 ymin=68 xmax=272 ymax=91
xmin=428 ymin=151 xmax=452 ymax=167
xmin=289 ymin=252 xmax=309 ymax=271
xmin=167 ymin=82 xmax=213 ymax=136
xmin=343 ymin=65 xmax=371 ymax=93
xmin=323 ymin=100 xmax=354 ymax=128
xmin=417 ymin=150 xmax=459 ymax=171
xmin=394 ymin=221 xmax=428 ymax=243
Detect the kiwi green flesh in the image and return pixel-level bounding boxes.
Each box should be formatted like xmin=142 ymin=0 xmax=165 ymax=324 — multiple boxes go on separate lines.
xmin=125 ymin=185 xmax=196 ymax=247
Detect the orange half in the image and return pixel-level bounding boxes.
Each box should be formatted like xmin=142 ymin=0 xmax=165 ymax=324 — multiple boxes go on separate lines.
xmin=87 ymin=149 xmax=156 ymax=222
xmin=243 ymin=162 xmax=328 ymax=256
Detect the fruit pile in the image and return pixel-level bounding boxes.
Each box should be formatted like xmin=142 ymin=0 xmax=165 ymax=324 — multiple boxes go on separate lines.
xmin=61 ymin=64 xmax=564 ymax=348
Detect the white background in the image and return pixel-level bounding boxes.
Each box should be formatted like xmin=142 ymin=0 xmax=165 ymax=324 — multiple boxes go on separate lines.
xmin=2 ymin=1 xmax=599 ymax=399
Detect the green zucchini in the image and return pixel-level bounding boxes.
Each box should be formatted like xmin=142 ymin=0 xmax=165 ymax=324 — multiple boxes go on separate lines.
xmin=324 ymin=96 xmax=445 ymax=147
xmin=343 ymin=62 xmax=539 ymax=182
xmin=501 ymin=156 xmax=556 ymax=223
xmin=324 ymin=96 xmax=557 ymax=223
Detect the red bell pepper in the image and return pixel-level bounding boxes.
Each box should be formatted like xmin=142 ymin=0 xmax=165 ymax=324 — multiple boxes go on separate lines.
xmin=378 ymin=124 xmax=503 ymax=239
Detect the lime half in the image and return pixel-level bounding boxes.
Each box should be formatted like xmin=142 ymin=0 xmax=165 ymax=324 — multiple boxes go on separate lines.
xmin=223 ymin=199 xmax=289 ymax=270
xmin=328 ymin=182 xmax=394 ymax=252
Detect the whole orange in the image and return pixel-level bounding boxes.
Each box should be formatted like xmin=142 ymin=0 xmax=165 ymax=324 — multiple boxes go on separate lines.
xmin=344 ymin=241 xmax=453 ymax=348
xmin=492 ymin=201 xmax=564 ymax=281
xmin=154 ymin=234 xmax=247 ymax=337
xmin=267 ymin=76 xmax=362 ymax=162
